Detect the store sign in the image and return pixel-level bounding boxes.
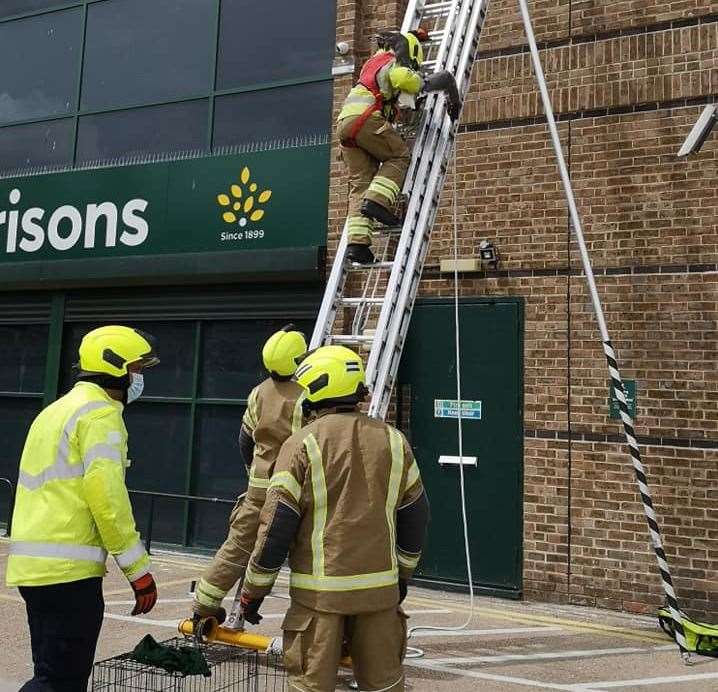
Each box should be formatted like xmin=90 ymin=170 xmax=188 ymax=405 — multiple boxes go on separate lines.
xmin=0 ymin=145 xmax=329 ymax=263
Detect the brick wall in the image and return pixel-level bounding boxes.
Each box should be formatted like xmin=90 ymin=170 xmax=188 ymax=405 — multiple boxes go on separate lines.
xmin=330 ymin=1 xmax=718 ymax=618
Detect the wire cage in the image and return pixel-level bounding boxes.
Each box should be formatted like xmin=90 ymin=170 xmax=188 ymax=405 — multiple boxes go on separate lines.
xmin=92 ymin=637 xmax=286 ymax=692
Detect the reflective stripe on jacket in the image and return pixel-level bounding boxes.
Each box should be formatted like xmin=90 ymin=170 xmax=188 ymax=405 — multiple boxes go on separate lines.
xmin=241 ymin=378 xmax=305 ymax=495
xmin=6 ymin=382 xmax=149 ymax=587
xmin=338 ymin=51 xmax=423 ymax=122
xmin=244 ymin=409 xmax=428 ymax=614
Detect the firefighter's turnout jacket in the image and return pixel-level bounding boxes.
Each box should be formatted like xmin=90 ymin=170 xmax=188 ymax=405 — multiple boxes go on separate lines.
xmin=195 ymin=378 xmax=305 ymax=607
xmin=243 ymin=408 xmax=430 ymax=612
xmin=7 ymin=382 xmax=149 ymax=587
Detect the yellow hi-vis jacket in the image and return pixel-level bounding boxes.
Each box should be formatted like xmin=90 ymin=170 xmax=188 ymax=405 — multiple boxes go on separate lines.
xmin=6 ymin=382 xmax=150 ymax=587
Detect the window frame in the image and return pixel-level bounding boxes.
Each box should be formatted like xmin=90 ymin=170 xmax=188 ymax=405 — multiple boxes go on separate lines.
xmin=0 ymin=0 xmax=334 ymax=171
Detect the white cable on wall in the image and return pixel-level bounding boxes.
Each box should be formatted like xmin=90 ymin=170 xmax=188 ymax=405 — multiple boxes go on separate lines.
xmin=405 ymin=144 xmax=475 ymax=657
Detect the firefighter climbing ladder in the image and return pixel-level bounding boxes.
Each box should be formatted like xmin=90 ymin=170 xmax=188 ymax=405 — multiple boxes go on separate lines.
xmin=310 ymin=0 xmax=487 ymax=420
xmin=311 ymin=0 xmax=691 ymax=662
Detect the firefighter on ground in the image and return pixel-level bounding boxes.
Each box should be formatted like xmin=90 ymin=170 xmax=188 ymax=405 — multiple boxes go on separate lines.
xmin=339 ymin=28 xmax=462 ymax=264
xmin=192 ymin=325 xmax=308 ymax=621
xmin=6 ymin=326 xmax=159 ymax=692
xmin=239 ymin=345 xmax=430 ymax=692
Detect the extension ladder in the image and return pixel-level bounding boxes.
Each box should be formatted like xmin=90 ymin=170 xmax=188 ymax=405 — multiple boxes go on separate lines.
xmin=310 ymin=0 xmax=490 ymax=419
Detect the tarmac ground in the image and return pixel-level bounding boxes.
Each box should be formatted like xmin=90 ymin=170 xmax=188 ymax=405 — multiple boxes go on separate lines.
xmin=1 ymin=541 xmax=716 ymax=691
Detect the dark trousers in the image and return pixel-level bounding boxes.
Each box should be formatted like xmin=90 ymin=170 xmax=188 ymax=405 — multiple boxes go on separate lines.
xmin=19 ymin=578 xmax=104 ymax=692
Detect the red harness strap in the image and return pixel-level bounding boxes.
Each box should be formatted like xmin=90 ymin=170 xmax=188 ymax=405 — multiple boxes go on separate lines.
xmin=342 ymin=52 xmax=396 ymax=147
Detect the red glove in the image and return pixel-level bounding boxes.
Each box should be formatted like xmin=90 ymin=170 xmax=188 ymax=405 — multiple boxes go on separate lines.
xmin=131 ymin=573 xmax=157 ymax=616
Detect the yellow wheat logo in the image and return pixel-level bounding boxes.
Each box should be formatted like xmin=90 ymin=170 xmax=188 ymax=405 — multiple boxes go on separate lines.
xmin=217 ymin=167 xmax=272 ymax=226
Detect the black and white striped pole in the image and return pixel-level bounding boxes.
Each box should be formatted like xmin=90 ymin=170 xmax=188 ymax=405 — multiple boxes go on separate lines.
xmin=517 ymin=0 xmax=691 ymax=663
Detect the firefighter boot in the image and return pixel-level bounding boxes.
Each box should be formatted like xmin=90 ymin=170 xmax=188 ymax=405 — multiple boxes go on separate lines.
xmin=346 ymin=244 xmax=376 ymax=265
xmin=361 ymin=199 xmax=400 ymax=227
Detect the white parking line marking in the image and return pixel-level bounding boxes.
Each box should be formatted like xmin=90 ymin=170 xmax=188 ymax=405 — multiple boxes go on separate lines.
xmin=572 ymin=670 xmax=718 ymax=689
xmin=410 ymin=626 xmax=563 ymax=638
xmin=104 ymin=613 xmax=178 ymax=628
xmin=428 ymin=644 xmax=675 ymax=665
xmin=406 ymin=660 xmax=584 ymax=691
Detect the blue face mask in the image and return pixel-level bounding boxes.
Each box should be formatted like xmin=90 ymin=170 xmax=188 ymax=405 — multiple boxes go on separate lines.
xmin=126 ymin=373 xmax=144 ymax=404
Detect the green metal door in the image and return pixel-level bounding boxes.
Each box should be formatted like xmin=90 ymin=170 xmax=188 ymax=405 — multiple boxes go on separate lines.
xmin=398 ymin=298 xmax=524 ymax=597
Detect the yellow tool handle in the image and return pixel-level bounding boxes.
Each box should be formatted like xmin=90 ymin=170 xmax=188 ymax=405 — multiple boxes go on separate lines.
xmin=177 ymin=618 xmax=352 ymax=667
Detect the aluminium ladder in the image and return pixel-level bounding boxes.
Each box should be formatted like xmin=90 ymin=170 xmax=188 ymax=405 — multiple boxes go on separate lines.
xmin=310 ymin=0 xmax=490 ymax=419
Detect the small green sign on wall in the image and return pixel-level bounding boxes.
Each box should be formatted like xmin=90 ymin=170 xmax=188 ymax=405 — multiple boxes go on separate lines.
xmin=609 ymin=379 xmax=637 ymax=420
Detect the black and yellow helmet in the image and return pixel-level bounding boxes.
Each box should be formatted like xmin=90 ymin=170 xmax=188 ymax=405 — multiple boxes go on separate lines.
xmin=294 ymin=346 xmax=366 ymax=409
xmin=79 ymin=325 xmax=158 ymax=378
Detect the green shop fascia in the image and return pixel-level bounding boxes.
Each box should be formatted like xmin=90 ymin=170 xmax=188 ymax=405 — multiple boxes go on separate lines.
xmin=0 ymin=145 xmax=329 ymax=548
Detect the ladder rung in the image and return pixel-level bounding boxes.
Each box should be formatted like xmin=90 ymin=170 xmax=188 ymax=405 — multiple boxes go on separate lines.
xmin=376 ymin=225 xmax=402 ymax=234
xmin=349 ymin=261 xmax=394 ymax=270
xmin=421 ymin=2 xmax=454 ymax=17
xmin=339 ymin=297 xmax=384 ymax=306
xmin=330 ymin=335 xmax=374 ymax=344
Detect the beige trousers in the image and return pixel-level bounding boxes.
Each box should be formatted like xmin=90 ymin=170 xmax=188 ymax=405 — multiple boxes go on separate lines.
xmin=338 ymin=114 xmax=410 ymax=246
xmin=200 ymin=488 xmax=266 ymax=593
xmin=282 ymin=602 xmax=408 ymax=692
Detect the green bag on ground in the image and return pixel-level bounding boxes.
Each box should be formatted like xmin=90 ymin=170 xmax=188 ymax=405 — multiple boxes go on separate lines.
xmin=131 ymin=634 xmax=212 ymax=676
xmin=658 ymin=607 xmax=718 ymax=657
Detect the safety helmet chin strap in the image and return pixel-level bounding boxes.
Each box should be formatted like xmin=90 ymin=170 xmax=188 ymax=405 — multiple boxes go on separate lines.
xmin=268 ymin=371 xmax=294 ymax=382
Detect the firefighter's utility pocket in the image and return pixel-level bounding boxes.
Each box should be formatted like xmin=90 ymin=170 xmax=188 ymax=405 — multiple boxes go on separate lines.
xmin=281 ymin=604 xmax=314 ymax=675
xmin=658 ymin=607 xmax=718 ymax=657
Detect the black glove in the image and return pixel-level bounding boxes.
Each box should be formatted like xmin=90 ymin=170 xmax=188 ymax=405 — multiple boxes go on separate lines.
xmin=398 ymin=578 xmax=408 ymax=604
xmin=447 ymin=99 xmax=461 ymax=121
xmin=423 ymin=70 xmax=461 ymax=121
xmin=240 ymin=592 xmax=264 ymax=625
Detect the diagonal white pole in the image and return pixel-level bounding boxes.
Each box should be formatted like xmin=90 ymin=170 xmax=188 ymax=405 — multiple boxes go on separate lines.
xmin=516 ymin=0 xmax=691 ymax=663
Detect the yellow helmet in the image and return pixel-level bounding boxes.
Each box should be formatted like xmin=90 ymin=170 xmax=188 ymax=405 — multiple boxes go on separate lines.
xmin=79 ymin=325 xmax=159 ymax=378
xmin=294 ymin=345 xmax=366 ymax=407
xmin=262 ymin=324 xmax=307 ymax=378
xmin=402 ymin=31 xmax=424 ymax=68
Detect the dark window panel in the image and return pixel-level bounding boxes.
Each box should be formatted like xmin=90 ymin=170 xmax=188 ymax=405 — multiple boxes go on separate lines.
xmin=0 ymin=1 xmax=75 ymax=19
xmin=213 ymin=82 xmax=332 ymax=149
xmin=0 ymin=325 xmax=49 ymax=393
xmin=217 ymin=0 xmax=335 ymax=90
xmin=189 ymin=404 xmax=247 ymax=548
xmin=199 ymin=319 xmax=313 ymax=399
xmin=125 ymin=402 xmax=192 ymax=546
xmin=76 ymin=100 xmax=208 ymax=163
xmin=0 ymin=9 xmax=82 ymax=124
xmin=0 ymin=398 xmax=41 ymax=495
xmin=81 ymin=0 xmax=214 ymax=110
xmin=0 ymin=118 xmax=74 ymax=174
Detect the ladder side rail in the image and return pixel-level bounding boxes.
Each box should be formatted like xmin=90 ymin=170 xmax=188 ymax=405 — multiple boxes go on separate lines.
xmin=365 ymin=0 xmax=479 ymax=393
xmin=370 ymin=0 xmax=490 ymax=417
xmin=309 ymin=222 xmax=350 ymax=348
xmin=310 ymin=0 xmax=460 ymax=349
xmin=401 ymin=0 xmax=428 ymax=32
